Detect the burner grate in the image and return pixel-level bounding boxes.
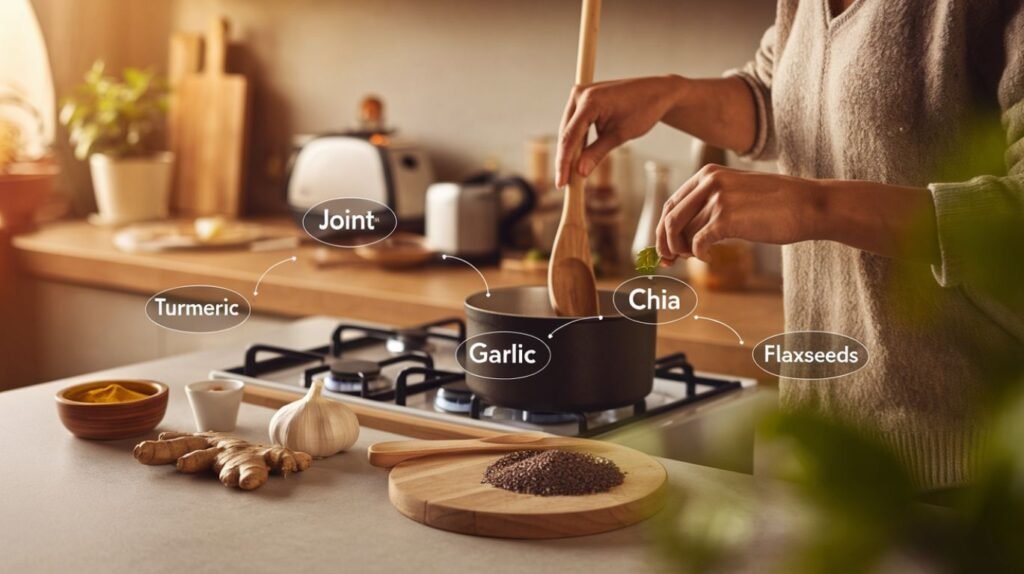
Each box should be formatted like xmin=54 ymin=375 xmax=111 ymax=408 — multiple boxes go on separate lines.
xmin=464 ymin=352 xmax=741 ymax=436
xmin=330 ymin=318 xmax=465 ymax=357
xmin=303 ymin=352 xmax=435 ymax=397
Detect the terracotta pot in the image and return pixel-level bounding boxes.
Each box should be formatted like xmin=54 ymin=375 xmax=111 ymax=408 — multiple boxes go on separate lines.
xmin=0 ymin=159 xmax=58 ymax=233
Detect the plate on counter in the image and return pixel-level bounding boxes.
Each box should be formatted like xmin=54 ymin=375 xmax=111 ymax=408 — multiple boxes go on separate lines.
xmin=113 ymin=220 xmax=289 ymax=252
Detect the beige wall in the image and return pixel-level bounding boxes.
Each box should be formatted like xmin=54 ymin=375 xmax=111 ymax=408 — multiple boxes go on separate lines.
xmin=168 ymin=0 xmax=776 ymax=212
xmin=32 ymin=0 xmax=776 ymax=213
xmin=29 ymin=0 xmax=779 ymax=269
xmin=31 ymin=0 xmax=172 ymax=213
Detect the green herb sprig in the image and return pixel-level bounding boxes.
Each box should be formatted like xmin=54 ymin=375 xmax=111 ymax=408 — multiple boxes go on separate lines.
xmin=59 ymin=61 xmax=169 ymax=160
xmin=635 ymin=246 xmax=662 ymax=275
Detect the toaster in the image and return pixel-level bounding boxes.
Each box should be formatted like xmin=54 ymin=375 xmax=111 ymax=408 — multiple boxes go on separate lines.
xmin=286 ymin=134 xmax=435 ymax=229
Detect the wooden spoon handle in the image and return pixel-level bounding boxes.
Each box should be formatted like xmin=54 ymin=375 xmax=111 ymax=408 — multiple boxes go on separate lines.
xmin=367 ymin=433 xmax=553 ymax=468
xmin=547 ymin=0 xmax=602 ymax=317
xmin=575 ymin=0 xmax=601 ymax=86
xmin=563 ymin=0 xmax=601 ymax=220
xmin=566 ymin=0 xmax=601 ymax=196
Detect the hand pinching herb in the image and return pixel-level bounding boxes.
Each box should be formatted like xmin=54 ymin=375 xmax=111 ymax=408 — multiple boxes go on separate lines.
xmin=635 ymin=246 xmax=662 ymax=275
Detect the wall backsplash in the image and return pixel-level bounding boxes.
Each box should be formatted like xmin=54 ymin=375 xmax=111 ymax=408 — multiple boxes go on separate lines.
xmin=35 ymin=0 xmax=780 ymax=274
xmin=32 ymin=0 xmax=172 ymax=216
xmin=170 ymin=0 xmax=776 ymax=214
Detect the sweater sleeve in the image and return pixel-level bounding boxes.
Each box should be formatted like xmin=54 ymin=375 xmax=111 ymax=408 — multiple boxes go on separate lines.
xmin=928 ymin=4 xmax=1024 ymax=342
xmin=725 ymin=25 xmax=778 ymax=161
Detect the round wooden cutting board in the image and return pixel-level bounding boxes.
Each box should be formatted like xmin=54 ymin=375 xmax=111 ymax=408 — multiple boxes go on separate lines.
xmin=387 ymin=439 xmax=667 ymax=539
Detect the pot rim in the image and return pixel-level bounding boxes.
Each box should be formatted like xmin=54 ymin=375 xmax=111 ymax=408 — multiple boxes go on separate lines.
xmin=464 ymin=285 xmax=649 ymax=320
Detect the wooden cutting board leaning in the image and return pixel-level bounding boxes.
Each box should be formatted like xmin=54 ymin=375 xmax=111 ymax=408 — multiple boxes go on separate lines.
xmin=168 ymin=17 xmax=249 ymax=218
xmin=369 ymin=433 xmax=668 ymax=539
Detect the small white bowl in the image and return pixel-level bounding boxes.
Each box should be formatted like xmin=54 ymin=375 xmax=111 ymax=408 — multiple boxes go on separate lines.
xmin=185 ymin=379 xmax=245 ymax=432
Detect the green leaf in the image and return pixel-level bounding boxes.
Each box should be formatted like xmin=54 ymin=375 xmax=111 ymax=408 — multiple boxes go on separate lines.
xmin=123 ymin=68 xmax=148 ymax=91
xmin=59 ymin=59 xmax=168 ymax=158
xmin=635 ymin=246 xmax=661 ymax=275
xmin=86 ymin=60 xmax=106 ymax=84
xmin=58 ymin=101 xmax=76 ymax=126
xmin=73 ymin=124 xmax=98 ymax=160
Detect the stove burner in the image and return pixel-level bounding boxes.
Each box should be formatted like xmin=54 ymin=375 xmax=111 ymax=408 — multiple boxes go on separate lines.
xmin=517 ymin=410 xmax=579 ymax=425
xmin=324 ymin=358 xmax=389 ymax=393
xmin=434 ymin=381 xmax=473 ymax=413
xmin=386 ymin=328 xmax=433 ymax=354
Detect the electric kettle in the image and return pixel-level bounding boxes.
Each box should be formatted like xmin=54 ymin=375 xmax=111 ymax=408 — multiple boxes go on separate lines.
xmin=425 ymin=173 xmax=536 ymax=264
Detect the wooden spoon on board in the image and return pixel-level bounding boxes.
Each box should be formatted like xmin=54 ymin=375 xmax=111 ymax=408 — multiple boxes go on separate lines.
xmin=548 ymin=0 xmax=602 ymax=317
xmin=368 ymin=432 xmax=593 ymax=468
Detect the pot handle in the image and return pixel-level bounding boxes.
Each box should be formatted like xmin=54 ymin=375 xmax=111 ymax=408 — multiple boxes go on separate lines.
xmin=495 ymin=175 xmax=537 ymax=243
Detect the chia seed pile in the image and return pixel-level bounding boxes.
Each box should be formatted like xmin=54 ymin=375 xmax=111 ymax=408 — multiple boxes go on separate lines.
xmin=481 ymin=449 xmax=625 ymax=496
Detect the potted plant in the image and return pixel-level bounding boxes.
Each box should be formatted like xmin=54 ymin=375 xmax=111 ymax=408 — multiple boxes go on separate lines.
xmin=60 ymin=61 xmax=171 ymax=225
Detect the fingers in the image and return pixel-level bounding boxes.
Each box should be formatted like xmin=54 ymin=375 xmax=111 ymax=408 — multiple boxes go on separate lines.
xmin=657 ymin=164 xmax=728 ymax=261
xmin=556 ymin=89 xmax=575 ymax=189
xmin=656 ymin=171 xmax=703 ymax=260
xmin=665 ymin=196 xmax=695 ymax=258
xmin=559 ymin=85 xmax=579 ymax=140
xmin=692 ymin=220 xmax=724 ymax=261
xmin=664 ymin=181 xmax=715 ymax=258
xmin=556 ymin=102 xmax=596 ymax=188
xmin=684 ymin=203 xmax=716 ymax=260
xmin=577 ymin=132 xmax=622 ymax=179
xmin=684 ymin=192 xmax=729 ymax=261
xmin=655 ymin=215 xmax=673 ymax=266
xmin=556 ymin=85 xmax=583 ymax=188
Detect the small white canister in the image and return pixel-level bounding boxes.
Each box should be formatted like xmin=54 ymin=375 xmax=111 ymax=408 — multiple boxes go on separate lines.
xmin=185 ymin=379 xmax=244 ymax=432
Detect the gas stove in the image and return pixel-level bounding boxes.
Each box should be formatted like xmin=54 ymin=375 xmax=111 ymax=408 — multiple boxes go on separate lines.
xmin=210 ymin=317 xmax=759 ymax=469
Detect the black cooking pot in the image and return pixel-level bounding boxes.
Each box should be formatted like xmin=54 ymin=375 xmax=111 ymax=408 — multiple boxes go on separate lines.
xmin=463 ymin=286 xmax=656 ymax=412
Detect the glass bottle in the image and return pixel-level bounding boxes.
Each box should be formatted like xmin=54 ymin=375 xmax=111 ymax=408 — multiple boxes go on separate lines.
xmin=522 ymin=136 xmax=562 ymax=252
xmin=631 ymin=161 xmax=670 ymax=261
xmin=585 ymin=156 xmax=623 ymax=275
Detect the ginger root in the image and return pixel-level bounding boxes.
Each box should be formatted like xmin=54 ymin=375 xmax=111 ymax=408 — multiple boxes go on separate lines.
xmin=133 ymin=431 xmax=313 ymax=490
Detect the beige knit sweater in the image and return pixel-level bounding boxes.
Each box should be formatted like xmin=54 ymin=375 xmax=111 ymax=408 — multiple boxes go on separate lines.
xmin=731 ymin=0 xmax=1024 ymax=489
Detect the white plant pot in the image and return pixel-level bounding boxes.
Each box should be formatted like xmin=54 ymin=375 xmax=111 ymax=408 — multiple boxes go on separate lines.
xmin=89 ymin=152 xmax=173 ymax=225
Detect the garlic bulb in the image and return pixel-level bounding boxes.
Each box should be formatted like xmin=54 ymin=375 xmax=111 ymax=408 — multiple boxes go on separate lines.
xmin=269 ymin=379 xmax=359 ymax=457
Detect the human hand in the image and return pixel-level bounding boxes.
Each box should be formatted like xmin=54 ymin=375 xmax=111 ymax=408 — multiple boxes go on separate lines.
xmin=656 ymin=164 xmax=823 ymax=263
xmin=556 ymin=75 xmax=689 ymax=187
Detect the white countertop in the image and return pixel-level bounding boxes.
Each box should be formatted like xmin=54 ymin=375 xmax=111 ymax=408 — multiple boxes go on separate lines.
xmin=0 ymin=320 xmax=759 ymax=574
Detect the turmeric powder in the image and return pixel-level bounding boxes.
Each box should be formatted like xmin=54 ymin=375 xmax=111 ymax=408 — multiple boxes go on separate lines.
xmin=71 ymin=383 xmax=150 ymax=404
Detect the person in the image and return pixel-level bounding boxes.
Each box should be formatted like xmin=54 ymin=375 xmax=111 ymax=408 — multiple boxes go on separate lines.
xmin=556 ymin=0 xmax=1024 ymax=490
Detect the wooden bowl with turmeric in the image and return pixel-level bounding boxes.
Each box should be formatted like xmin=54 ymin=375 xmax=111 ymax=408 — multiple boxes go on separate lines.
xmin=56 ymin=380 xmax=169 ymax=440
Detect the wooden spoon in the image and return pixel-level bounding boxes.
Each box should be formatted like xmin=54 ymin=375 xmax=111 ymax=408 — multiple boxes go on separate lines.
xmin=548 ymin=0 xmax=602 ymax=317
xmin=368 ymin=432 xmax=586 ymax=468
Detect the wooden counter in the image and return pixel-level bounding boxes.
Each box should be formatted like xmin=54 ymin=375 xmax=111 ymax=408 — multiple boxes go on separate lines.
xmin=13 ymin=220 xmax=784 ymax=381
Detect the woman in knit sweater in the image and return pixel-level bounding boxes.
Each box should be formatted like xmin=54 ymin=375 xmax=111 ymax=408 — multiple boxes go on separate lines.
xmin=556 ymin=0 xmax=1024 ymax=490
